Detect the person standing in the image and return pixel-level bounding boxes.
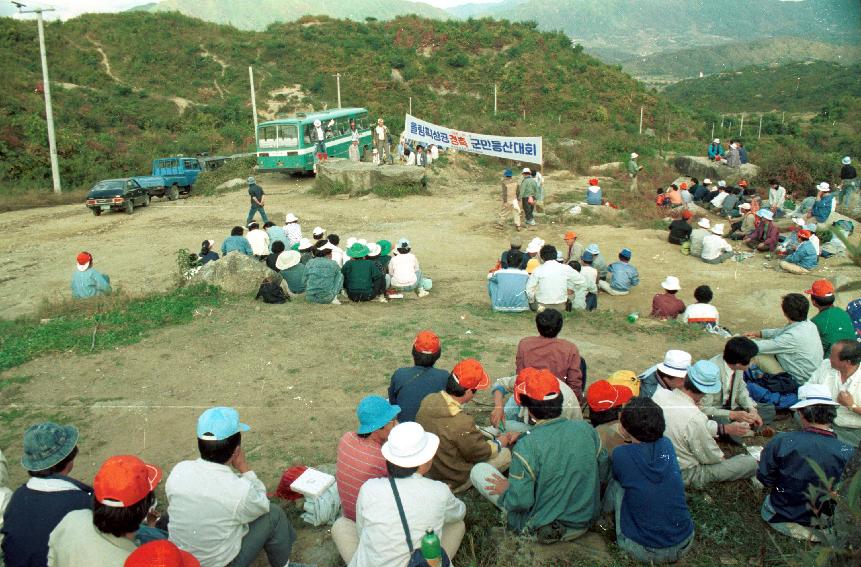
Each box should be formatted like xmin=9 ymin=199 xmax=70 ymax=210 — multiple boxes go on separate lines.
xmin=518 ymin=168 xmax=539 ymax=226
xmin=498 ymin=169 xmax=521 ymax=230
xmin=627 ymin=153 xmax=641 ymax=192
xmin=246 ymin=177 xmax=269 ymax=225
xmin=348 ymin=119 xmax=361 ymax=162
xmin=373 ymin=118 xmax=389 ymax=165
xmin=838 ymin=156 xmax=858 ymax=210
xmin=71 ymin=252 xmax=111 ymax=299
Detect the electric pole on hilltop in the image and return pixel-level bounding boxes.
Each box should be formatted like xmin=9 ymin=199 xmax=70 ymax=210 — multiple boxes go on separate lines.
xmin=15 ymin=2 xmax=61 ymax=193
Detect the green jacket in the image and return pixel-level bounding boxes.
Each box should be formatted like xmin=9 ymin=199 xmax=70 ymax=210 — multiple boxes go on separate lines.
xmin=627 ymin=159 xmax=639 ymax=177
xmin=519 ymin=177 xmax=539 ymax=199
xmin=341 ymin=258 xmax=383 ymax=295
xmin=500 ymin=418 xmax=608 ymax=533
xmin=280 ymin=263 xmax=306 ymax=293
xmin=812 ymin=306 xmax=856 ymax=356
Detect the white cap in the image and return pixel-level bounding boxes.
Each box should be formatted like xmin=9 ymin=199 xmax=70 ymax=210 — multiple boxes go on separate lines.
xmin=660 ymin=276 xmax=681 ymax=291
xmin=312 ymin=226 xmax=325 ymax=236
xmin=790 ymin=384 xmax=839 ymax=410
xmin=817 ymin=182 xmax=830 ymax=192
xmin=657 ymin=350 xmax=692 ymax=378
xmin=630 ymin=152 xmax=638 ymax=159
xmin=710 ymin=223 xmax=725 ymax=235
xmin=703 ymin=178 xmax=712 ymax=185
xmin=313 ymin=119 xmax=321 ymax=127
xmin=739 ymin=203 xmax=751 ymax=210
xmin=297 ymin=238 xmax=314 ymax=250
xmin=698 ymin=218 xmax=711 ymax=229
xmin=381 ymin=422 xmax=440 ymax=468
xmin=522 ymin=167 xmax=531 ymax=174
xmin=713 ymin=138 xmax=720 ymax=144
xmin=285 ymin=213 xmax=299 ymax=223
xmin=346 ymin=237 xmax=357 ymax=247
xmin=794 ymin=217 xmax=806 ymax=227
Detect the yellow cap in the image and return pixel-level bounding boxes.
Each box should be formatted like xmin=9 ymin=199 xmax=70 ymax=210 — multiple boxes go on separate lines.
xmin=606 ymin=370 xmax=640 ymax=397
xmin=526 ymin=258 xmax=540 ymax=274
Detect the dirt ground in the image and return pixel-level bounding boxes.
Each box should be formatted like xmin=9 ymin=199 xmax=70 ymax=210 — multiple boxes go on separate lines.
xmin=0 ymin=163 xmax=859 ymax=565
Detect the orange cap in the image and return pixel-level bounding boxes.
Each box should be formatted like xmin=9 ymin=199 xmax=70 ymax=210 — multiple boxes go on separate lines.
xmin=76 ymin=252 xmax=92 ymax=266
xmin=680 ymin=182 xmax=688 ymax=189
xmin=564 ymin=230 xmax=577 ymax=240
xmin=797 ymin=229 xmax=812 ymax=240
xmin=586 ymin=380 xmax=633 ymax=412
xmin=682 ymin=210 xmax=693 ymax=220
xmin=413 ymin=330 xmax=440 ymax=354
xmin=514 ymin=368 xmax=560 ymax=404
xmin=94 ymin=455 xmax=162 ymax=508
xmin=451 ymin=359 xmax=489 ymax=390
xmin=805 ymin=279 xmax=834 ymax=297
xmin=125 ymin=540 xmax=200 ymax=567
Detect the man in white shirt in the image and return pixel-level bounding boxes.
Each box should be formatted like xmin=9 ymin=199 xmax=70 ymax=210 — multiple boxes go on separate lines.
xmin=526 ymin=245 xmax=585 ymax=312
xmin=652 ymin=360 xmax=758 ymax=488
xmin=808 ymin=340 xmax=861 ymax=446
xmin=702 ymin=337 xmax=763 ymax=438
xmin=388 ymin=238 xmax=428 ymax=297
xmin=374 ymin=118 xmax=390 ymax=164
xmin=323 ymin=234 xmax=345 ymax=267
xmin=245 ymin=223 xmax=270 ymax=258
xmin=349 ymin=422 xmax=466 ymax=567
xmin=700 ymin=223 xmax=734 ymax=264
xmin=166 ymin=407 xmax=311 ymax=567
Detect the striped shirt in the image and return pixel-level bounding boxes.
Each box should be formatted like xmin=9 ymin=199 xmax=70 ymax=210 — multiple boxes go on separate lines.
xmin=336 ymin=432 xmax=387 ymax=521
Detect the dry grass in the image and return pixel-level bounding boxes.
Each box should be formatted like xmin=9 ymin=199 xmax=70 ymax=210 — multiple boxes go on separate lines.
xmin=0 ymin=189 xmax=88 ymax=213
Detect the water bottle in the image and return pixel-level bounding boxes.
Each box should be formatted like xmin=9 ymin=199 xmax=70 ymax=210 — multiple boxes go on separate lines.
xmin=421 ymin=529 xmax=442 ymax=566
xmin=627 ymin=311 xmax=639 ymax=323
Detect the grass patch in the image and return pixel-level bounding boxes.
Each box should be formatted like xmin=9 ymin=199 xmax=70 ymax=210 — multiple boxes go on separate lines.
xmin=309 ymin=178 xmax=350 ymax=196
xmin=0 ymin=284 xmax=222 ymax=371
xmin=311 ymin=177 xmax=430 ymax=199
xmin=194 ymin=157 xmax=257 ymax=197
xmin=0 ymin=187 xmax=88 ymax=213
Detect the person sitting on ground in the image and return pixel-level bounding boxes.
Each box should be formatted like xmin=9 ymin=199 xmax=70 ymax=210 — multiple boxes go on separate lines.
xmin=71 ymin=252 xmax=111 ymax=299
xmin=806 ymin=279 xmax=856 ymax=356
xmin=744 ymin=293 xmax=824 ymax=395
xmin=584 ymin=244 xmax=608 ymax=280
xmin=808 ymin=340 xmax=861 ymax=447
xmin=124 ymin=540 xmax=200 ymax=567
xmin=667 ymin=210 xmax=692 ymax=245
xmin=321 ymin=234 xmax=345 ymax=267
xmin=0 ymin=448 xmax=11 ymax=549
xmin=296 ymin=238 xmax=315 ymax=264
xmin=666 ymin=184 xmax=683 ymax=207
xmin=681 ymin=285 xmax=720 ymax=326
xmin=48 ymin=455 xmax=163 ymax=566
xmin=809 ymin=182 xmax=834 ymax=224
xmin=690 ymin=218 xmax=711 ymax=257
xmin=651 ymin=276 xmax=685 ymax=320
xmin=341 ymin=242 xmax=384 ymax=303
xmin=490 ymin=367 xmax=583 ymax=434
xmin=586 ymin=377 xmax=635 ymax=455
xmin=388 ymin=238 xmax=429 ymax=298
xmin=701 ymin=223 xmax=734 ymax=264
xmin=221 ymin=226 xmax=253 ymax=256
xmin=1 ymin=422 xmax=92 ymax=567
xmin=303 ymin=246 xmax=343 ymax=305
xmin=725 ymin=142 xmax=741 ymax=168
xmin=586 ymin=178 xmax=603 ymax=206
xmin=516 ymin=308 xmax=586 ymax=400
xmin=265 ymin=240 xmax=285 ymax=272
xmin=332 ymin=396 xmax=400 ymax=564
xmin=702 ymin=337 xmax=764 ymax=439
xmin=598 ymin=248 xmax=639 ymax=296
xmin=709 ymin=183 xmax=729 ymax=211
xmin=692 ymin=178 xmax=709 ymax=202
xmin=744 ymin=209 xmax=779 ymax=252
xmin=757 ymin=384 xmax=855 ymax=542
xmin=579 ymin=251 xmax=599 ymax=311
xmin=524 ymin=237 xmax=543 ymax=265
xmin=779 ymin=229 xmax=818 ymax=275
xmin=526 ymin=245 xmax=586 ymax=312
xmin=728 ymin=203 xmax=754 ymax=239
xmin=475 ymin=369 xmax=607 ymax=543
xmin=639 ymin=349 xmax=691 ymax=399
xmin=500 ymin=236 xmax=528 ymax=270
xmin=275 ymin=250 xmax=305 ymax=294
xmin=365 ymin=243 xmax=388 ymax=298
xmin=679 ymin=182 xmax=693 ymax=204
xmin=655 ymin=187 xmax=668 ymax=208
xmin=605 ymin=397 xmax=694 ymax=564
xmin=388 ymin=331 xmax=450 ymax=423
xmin=349 ymin=422 xmax=466 ymax=567
xmin=283 ymin=213 xmax=302 ymax=246
xmin=707 ymin=138 xmax=724 ymax=161
xmin=245 ymin=223 xmax=269 ymax=259
xmin=374 ymin=239 xmax=392 ymax=273
xmin=264 ymin=222 xmax=288 ymax=252
xmin=653 ymin=360 xmax=758 ymax=487
xmin=567 ymin=259 xmax=598 ymax=311
xmin=487 ymin=260 xmax=530 ymax=313
xmin=563 ymin=231 xmax=584 ymax=263
xmin=720 ymin=187 xmax=741 ymax=218
xmin=195 ymin=240 xmax=220 ymax=267
xmin=166 ymin=407 xmax=310 ymax=567
xmin=416 ymin=359 xmax=518 ymax=493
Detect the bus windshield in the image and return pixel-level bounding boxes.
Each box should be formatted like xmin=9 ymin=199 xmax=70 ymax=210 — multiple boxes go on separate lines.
xmin=258 ymin=124 xmax=299 ymax=149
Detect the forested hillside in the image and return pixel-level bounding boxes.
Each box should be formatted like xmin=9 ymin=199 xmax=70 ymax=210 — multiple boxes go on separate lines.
xmin=0 ymin=12 xmax=683 ymax=191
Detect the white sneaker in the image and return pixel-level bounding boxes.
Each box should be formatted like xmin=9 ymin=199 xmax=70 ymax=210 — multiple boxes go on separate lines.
xmin=331 ymin=297 xmax=341 ymax=305
xmin=378 ymin=296 xmax=388 ymax=303
xmin=417 ymin=288 xmax=429 ymax=298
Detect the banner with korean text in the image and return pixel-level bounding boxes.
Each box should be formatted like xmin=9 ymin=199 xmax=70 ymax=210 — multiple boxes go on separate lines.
xmin=404 ymin=114 xmax=542 ymax=165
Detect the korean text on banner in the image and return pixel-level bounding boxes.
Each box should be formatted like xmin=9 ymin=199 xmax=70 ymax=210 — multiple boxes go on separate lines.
xmin=404 ymin=114 xmax=543 ymax=165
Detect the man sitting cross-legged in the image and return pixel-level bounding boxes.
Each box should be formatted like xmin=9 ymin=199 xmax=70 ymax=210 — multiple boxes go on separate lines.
xmin=515 ymin=308 xmax=586 ymax=401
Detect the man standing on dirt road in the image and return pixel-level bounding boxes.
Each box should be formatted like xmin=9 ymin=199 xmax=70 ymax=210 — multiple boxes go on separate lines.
xmin=374 ymin=119 xmax=390 ymax=165
xmin=246 ymin=177 xmax=269 ymax=225
xmin=519 ymin=168 xmax=539 ymax=226
xmin=498 ymin=169 xmax=521 ymax=230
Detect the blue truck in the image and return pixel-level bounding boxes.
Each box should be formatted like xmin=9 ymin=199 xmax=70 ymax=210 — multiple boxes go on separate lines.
xmin=133 ymin=156 xmax=202 ymax=200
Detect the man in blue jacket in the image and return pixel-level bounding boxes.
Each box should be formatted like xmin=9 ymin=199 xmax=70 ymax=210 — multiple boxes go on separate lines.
xmin=707 ymin=139 xmax=724 ymax=161
xmin=779 ymin=230 xmax=818 ymax=275
xmin=70 ymin=252 xmax=111 ymax=299
xmin=809 ymin=182 xmax=834 ymax=224
xmin=598 ymin=248 xmax=639 ymax=296
xmin=221 ymin=226 xmax=253 ymax=256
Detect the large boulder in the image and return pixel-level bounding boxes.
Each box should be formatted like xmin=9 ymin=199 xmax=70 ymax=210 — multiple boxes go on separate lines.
xmin=316 ymin=159 xmax=425 ymax=194
xmin=673 ymin=156 xmax=759 ymax=185
xmin=215 ymin=178 xmax=246 ymax=191
xmin=189 ymin=251 xmax=276 ymax=295
xmin=589 ymin=161 xmax=622 ymax=173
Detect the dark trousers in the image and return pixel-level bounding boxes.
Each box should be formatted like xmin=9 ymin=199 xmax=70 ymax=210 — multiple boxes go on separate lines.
xmin=585 ymin=292 xmax=597 ymax=311
xmin=522 ymin=198 xmax=534 ymax=222
xmin=347 ymin=290 xmax=377 ymax=302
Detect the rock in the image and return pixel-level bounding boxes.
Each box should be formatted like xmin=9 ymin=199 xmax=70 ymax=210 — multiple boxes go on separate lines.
xmin=214 ymin=178 xmax=246 ymax=191
xmin=558 ymin=138 xmax=582 ymax=147
xmin=189 ymin=251 xmax=277 ymax=296
xmin=673 ymin=156 xmax=760 ymax=185
xmin=644 ymin=128 xmax=656 ymax=137
xmin=589 ymin=161 xmax=622 ymax=173
xmin=316 ymin=159 xmax=425 ymax=195
xmin=543 ymin=151 xmax=562 ymax=168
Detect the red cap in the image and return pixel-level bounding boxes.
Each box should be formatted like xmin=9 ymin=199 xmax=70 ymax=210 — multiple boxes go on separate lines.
xmin=586 ymin=380 xmax=633 ymax=413
xmin=413 ymin=330 xmax=440 ymax=355
xmin=588 ymin=178 xmax=599 ymax=186
xmin=94 ymin=455 xmax=162 ymax=508
xmin=682 ymin=210 xmax=693 ymax=220
xmin=564 ymin=230 xmax=577 ymax=240
xmin=797 ymin=229 xmax=812 ymax=240
xmin=125 ymin=540 xmax=200 ymax=567
xmin=680 ymin=182 xmax=688 ymax=189
xmin=451 ymin=359 xmax=489 ymax=390
xmin=76 ymin=252 xmax=92 ymax=266
xmin=514 ymin=368 xmax=560 ymax=404
xmin=805 ymin=279 xmax=835 ymax=298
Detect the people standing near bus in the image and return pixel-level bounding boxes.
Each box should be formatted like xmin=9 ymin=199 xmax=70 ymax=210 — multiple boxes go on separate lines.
xmin=311 ymin=119 xmax=334 ymax=164
xmin=349 ymin=120 xmax=361 ymax=162
xmin=246 ymin=177 xmax=269 ymax=225
xmin=374 ymin=119 xmax=390 ymax=165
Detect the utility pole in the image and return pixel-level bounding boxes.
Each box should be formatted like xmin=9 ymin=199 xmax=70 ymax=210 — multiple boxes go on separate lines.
xmin=739 ymin=113 xmax=744 ymax=137
xmin=17 ymin=3 xmax=60 ymax=193
xmin=493 ymin=83 xmax=497 ymax=116
xmin=639 ymin=106 xmax=643 ymax=135
xmin=409 ymin=96 xmax=412 ymax=115
xmin=248 ymin=66 xmax=258 ymax=145
xmin=334 ymin=72 xmax=341 ymax=108
xmin=757 ymin=115 xmax=763 ymax=140
xmin=710 ymin=122 xmax=715 ymax=140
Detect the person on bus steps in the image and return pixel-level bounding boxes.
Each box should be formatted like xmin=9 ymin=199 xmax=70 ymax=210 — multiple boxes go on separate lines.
xmin=312 ymin=119 xmax=334 ymax=163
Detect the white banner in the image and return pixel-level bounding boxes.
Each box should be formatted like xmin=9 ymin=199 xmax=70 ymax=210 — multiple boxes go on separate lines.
xmin=404 ymin=114 xmax=542 ymax=165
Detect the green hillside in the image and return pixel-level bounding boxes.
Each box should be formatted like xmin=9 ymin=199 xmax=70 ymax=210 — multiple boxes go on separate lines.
xmin=0 ymin=12 xmax=681 ymax=192
xmin=147 ymin=0 xmax=450 ymax=29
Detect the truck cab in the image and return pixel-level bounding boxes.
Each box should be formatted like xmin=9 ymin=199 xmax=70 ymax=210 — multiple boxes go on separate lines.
xmin=150 ymin=157 xmax=201 ymax=199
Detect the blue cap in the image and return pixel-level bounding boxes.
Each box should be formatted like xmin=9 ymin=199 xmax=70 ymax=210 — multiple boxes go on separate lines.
xmin=687 ymin=361 xmax=722 ymax=394
xmin=620 ymin=248 xmax=632 ymax=259
xmin=581 ymin=251 xmax=594 ymax=262
xmin=356 ymin=396 xmax=401 ymax=435
xmin=586 ymin=244 xmax=600 ymax=255
xmin=21 ymin=422 xmax=79 ymax=472
xmin=197 ymin=407 xmax=250 ymax=441
xmin=503 ymin=169 xmax=513 ymax=177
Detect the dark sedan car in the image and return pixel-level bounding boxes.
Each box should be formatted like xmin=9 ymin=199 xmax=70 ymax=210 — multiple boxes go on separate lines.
xmin=85 ymin=178 xmax=150 ymax=215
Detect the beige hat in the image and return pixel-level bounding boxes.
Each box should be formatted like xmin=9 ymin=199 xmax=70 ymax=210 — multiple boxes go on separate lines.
xmin=710 ymin=223 xmax=725 ymax=236
xmin=275 ymin=250 xmax=301 ymax=271
xmin=697 ymin=218 xmax=711 ymax=229
xmin=661 ymin=276 xmax=681 ymax=291
xmin=703 ymin=178 xmax=712 ymax=185
xmin=630 ymin=152 xmax=638 ymax=159
xmin=526 ymin=237 xmax=545 ymax=254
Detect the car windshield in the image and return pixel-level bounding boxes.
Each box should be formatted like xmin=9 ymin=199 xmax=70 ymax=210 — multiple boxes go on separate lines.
xmin=90 ymin=180 xmax=126 ymax=192
xmin=258 ymin=124 xmax=299 ymax=149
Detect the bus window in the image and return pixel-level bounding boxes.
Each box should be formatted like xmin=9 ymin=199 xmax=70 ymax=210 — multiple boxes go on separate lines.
xmin=259 ymin=125 xmax=278 ymax=148
xmin=258 ymin=124 xmax=298 ymax=149
xmin=337 ymin=118 xmax=349 ymax=135
xmin=304 ymin=125 xmax=313 ymax=144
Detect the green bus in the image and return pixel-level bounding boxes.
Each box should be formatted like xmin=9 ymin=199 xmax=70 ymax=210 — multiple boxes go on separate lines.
xmin=256 ymin=108 xmax=373 ymax=173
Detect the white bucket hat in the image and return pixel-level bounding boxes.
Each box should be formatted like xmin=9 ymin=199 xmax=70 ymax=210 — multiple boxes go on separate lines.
xmin=312 ymin=226 xmax=325 ymax=237
xmin=817 ymin=182 xmax=830 ymax=192
xmin=297 ymin=238 xmax=314 ymax=251
xmin=790 ymin=384 xmax=840 ymax=410
xmin=717 ymin=180 xmax=726 ymax=188
xmin=842 ymin=156 xmax=851 ymax=165
xmin=367 ymin=242 xmax=382 ymax=257
xmin=630 ymin=152 xmax=638 ymax=159
xmin=703 ymin=178 xmax=712 ymax=185
xmin=313 ymin=119 xmax=321 ymax=127
xmin=661 ymin=276 xmax=681 ymax=291
xmin=710 ymin=223 xmax=725 ymax=236
xmin=346 ymin=237 xmax=357 ymax=248
xmin=381 ymin=422 xmax=440 ymax=468
xmin=757 ymin=209 xmax=774 ymax=221
xmin=739 ymin=203 xmax=751 ymax=210
xmin=285 ymin=213 xmax=299 ymax=223
xmin=657 ymin=350 xmax=692 ymax=378
xmin=526 ymin=237 xmax=545 ymax=254
xmin=698 ymin=218 xmax=711 ymax=229
xmin=275 ymin=250 xmax=301 ymax=271
xmin=522 ymin=167 xmax=531 ymax=174
xmin=713 ymin=138 xmax=720 ymax=144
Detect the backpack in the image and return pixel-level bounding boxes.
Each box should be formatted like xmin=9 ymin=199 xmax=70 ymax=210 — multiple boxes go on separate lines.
xmin=847 ymin=299 xmax=861 ymax=340
xmin=832 ymin=219 xmax=854 ymax=237
xmin=255 ymin=279 xmax=288 ymax=304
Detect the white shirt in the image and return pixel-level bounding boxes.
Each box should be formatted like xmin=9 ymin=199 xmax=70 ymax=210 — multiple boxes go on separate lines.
xmin=246 ymin=229 xmax=270 ymax=256
xmin=652 ymin=387 xmax=725 ymax=470
xmin=681 ymin=303 xmax=719 ymax=324
xmin=349 ymin=474 xmax=465 ymax=567
xmin=430 ymin=145 xmax=439 ymax=160
xmin=580 ymin=265 xmax=598 ymax=287
xmin=323 ymin=243 xmax=345 ymax=267
xmin=48 ymin=509 xmax=137 ymax=567
xmin=700 ymin=234 xmax=733 ymax=260
xmin=388 ymin=253 xmax=419 ymax=287
xmin=526 ymin=260 xmax=584 ymax=306
xmin=284 ymin=224 xmax=302 ymax=245
xmin=808 ymin=360 xmax=861 ymax=429
xmin=166 ymin=459 xmax=270 ymax=567
xmin=0 ymin=449 xmax=12 ymax=539
xmin=405 ymin=152 xmax=416 ymax=166
xmin=375 ymin=125 xmax=386 ymax=141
